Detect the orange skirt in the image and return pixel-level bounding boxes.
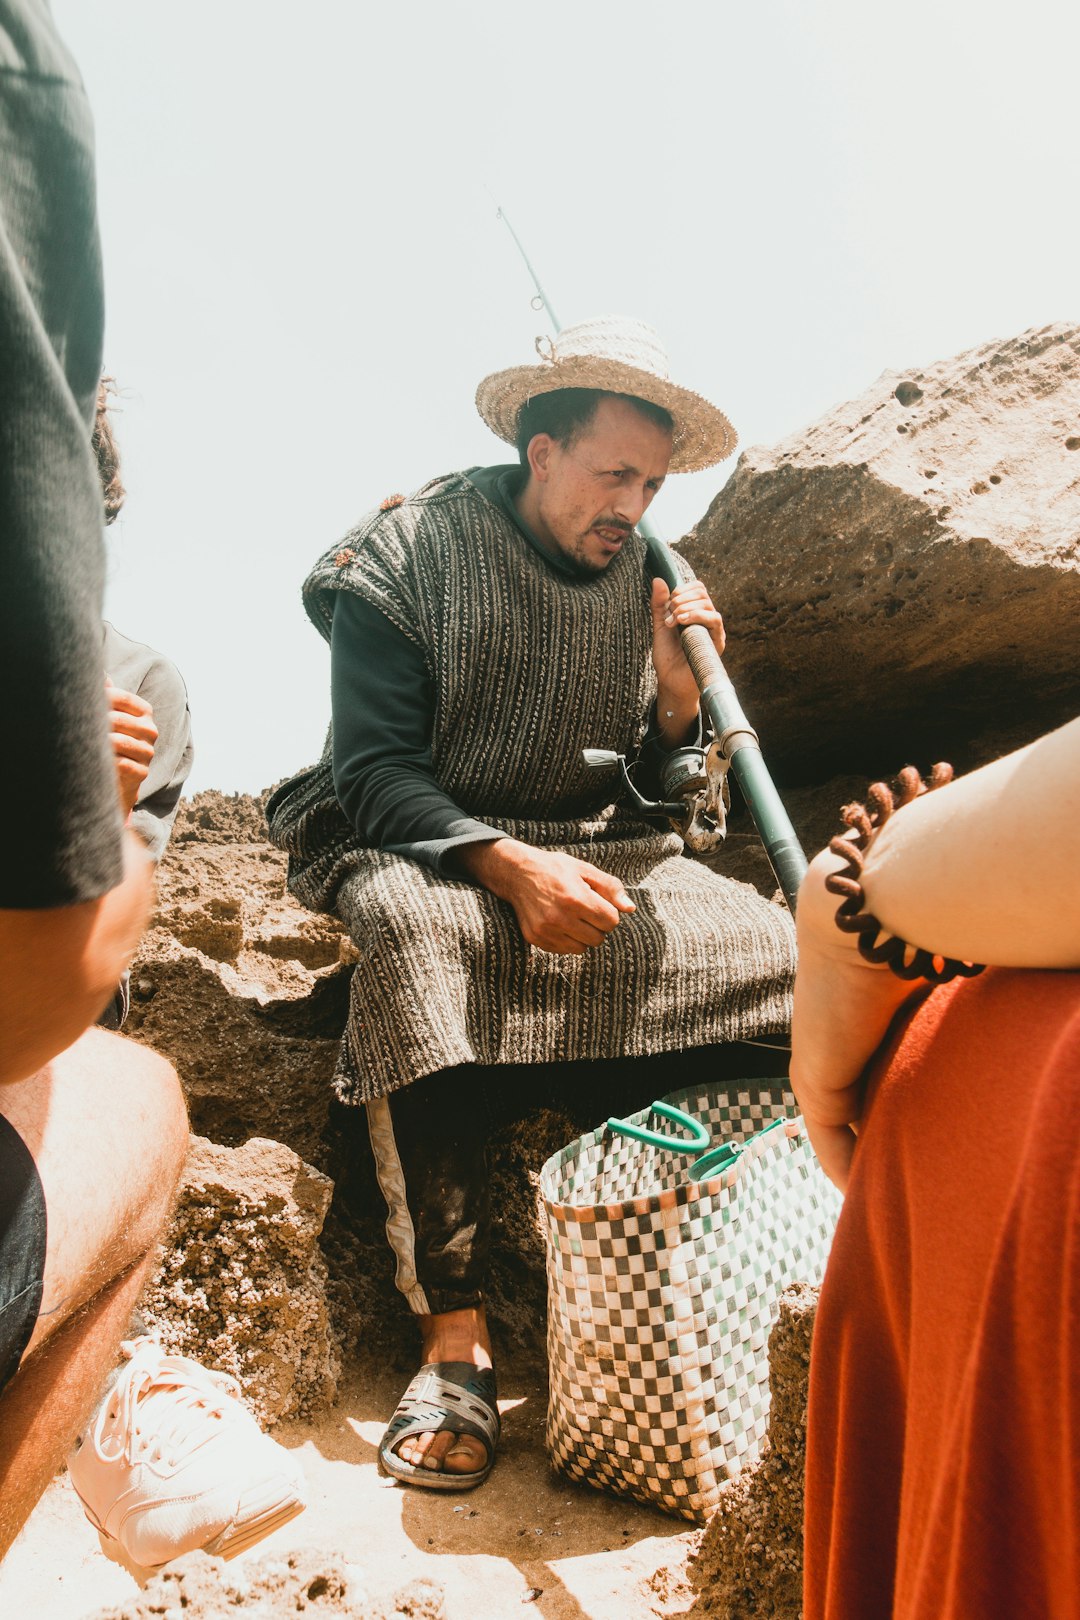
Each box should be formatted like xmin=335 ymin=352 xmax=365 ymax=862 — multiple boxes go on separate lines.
xmin=805 ymin=967 xmax=1080 ymax=1620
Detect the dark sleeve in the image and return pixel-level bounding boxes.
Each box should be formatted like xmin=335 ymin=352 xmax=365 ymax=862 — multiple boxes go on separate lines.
xmin=330 ymin=593 xmax=503 ymax=875
xmin=0 ymin=29 xmax=122 ymax=908
xmin=131 ymin=655 xmax=194 ymax=863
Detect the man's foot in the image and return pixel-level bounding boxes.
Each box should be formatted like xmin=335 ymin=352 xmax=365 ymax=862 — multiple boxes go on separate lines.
xmin=67 ymin=1337 xmax=307 ymax=1584
xmin=380 ymin=1306 xmax=498 ymax=1488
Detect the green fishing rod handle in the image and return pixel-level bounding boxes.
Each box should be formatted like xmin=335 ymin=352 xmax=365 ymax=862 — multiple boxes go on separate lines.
xmin=679 ymin=629 xmax=808 ymax=913
xmin=641 ymin=528 xmax=807 ymax=910
xmin=641 ymin=529 xmax=681 ymax=592
xmin=729 ymin=748 xmax=809 ymax=910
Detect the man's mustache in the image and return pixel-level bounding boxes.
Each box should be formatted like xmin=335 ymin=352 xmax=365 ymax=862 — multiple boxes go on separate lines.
xmin=592 ymin=519 xmax=633 ymax=534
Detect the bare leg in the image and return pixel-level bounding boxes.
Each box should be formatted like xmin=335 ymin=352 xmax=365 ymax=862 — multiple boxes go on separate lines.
xmin=395 ymin=1305 xmax=493 ymax=1477
xmin=0 ymin=1027 xmax=188 ymax=1558
xmin=0 ymin=1253 xmax=155 ymax=1557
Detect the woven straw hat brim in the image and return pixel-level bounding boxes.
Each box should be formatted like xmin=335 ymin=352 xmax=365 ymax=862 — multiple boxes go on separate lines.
xmin=475 ymin=357 xmax=737 ymax=474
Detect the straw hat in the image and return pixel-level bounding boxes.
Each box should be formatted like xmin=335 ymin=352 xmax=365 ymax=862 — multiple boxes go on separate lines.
xmin=475 ymin=315 xmax=736 ymax=473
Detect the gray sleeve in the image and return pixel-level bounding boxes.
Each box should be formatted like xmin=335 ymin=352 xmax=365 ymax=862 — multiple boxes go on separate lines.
xmin=129 ymin=654 xmax=194 ymax=863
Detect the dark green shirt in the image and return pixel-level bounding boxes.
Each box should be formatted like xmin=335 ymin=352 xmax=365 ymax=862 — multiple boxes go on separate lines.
xmin=0 ymin=1 xmax=121 ymax=906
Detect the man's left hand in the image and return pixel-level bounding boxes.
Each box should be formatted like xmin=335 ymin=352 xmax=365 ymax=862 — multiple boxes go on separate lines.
xmin=650 ymin=578 xmax=725 ymax=746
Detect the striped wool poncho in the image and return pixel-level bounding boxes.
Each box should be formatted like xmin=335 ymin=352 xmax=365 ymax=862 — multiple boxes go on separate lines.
xmin=268 ymin=472 xmax=795 ymax=1104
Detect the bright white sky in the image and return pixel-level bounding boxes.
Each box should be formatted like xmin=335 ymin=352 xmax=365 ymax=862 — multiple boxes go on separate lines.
xmin=53 ymin=0 xmax=1079 ymax=794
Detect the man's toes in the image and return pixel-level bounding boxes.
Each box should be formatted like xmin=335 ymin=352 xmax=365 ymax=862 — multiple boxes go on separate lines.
xmin=397 ymin=1430 xmax=435 ymax=1466
xmin=393 ymin=1429 xmax=489 ymax=1476
xmin=421 ymin=1431 xmax=457 ymax=1471
xmin=444 ymin=1435 xmax=488 ymax=1475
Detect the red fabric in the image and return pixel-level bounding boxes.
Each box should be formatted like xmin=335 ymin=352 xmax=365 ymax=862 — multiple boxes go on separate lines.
xmin=805 ymin=968 xmax=1080 ymax=1620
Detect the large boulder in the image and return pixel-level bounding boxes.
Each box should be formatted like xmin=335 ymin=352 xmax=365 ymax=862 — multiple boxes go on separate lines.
xmin=682 ymin=323 xmax=1080 ymax=781
xmin=125 ymin=795 xmax=352 ymax=1167
xmin=141 ymin=1134 xmax=340 ymax=1425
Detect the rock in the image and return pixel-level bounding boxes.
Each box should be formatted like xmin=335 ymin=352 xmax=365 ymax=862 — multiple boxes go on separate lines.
xmin=687 ymin=1284 xmax=818 ymax=1619
xmin=171 ymin=788 xmax=278 ymax=846
xmin=682 ymin=323 xmax=1080 ymax=781
xmin=140 ymin=1135 xmax=340 ymax=1424
xmin=87 ymin=1551 xmax=445 ymax=1619
xmin=124 ymin=814 xmax=350 ymax=1167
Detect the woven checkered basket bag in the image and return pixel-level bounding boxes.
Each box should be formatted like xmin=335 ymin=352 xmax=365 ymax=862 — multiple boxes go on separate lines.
xmin=539 ymin=1081 xmax=843 ymax=1524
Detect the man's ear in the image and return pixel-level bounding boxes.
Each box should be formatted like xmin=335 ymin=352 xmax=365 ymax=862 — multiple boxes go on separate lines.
xmin=526 ymin=433 xmax=554 ymax=483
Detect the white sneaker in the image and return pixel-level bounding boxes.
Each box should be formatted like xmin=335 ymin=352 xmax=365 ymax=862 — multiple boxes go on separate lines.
xmin=67 ymin=1337 xmax=307 ymax=1584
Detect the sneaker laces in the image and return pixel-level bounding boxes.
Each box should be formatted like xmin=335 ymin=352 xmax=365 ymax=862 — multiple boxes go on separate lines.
xmin=87 ymin=1338 xmax=250 ymax=1472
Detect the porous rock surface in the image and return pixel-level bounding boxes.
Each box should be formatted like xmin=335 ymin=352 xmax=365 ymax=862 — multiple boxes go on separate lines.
xmin=683 ymin=322 xmax=1080 ymax=781
xmin=141 ymin=1134 xmax=340 ymax=1425
xmin=126 ymin=793 xmax=351 ymax=1167
xmin=89 ymin=1552 xmax=444 ymax=1620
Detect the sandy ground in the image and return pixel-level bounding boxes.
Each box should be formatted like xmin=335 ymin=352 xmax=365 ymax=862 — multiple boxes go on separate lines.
xmin=0 ymin=1361 xmax=697 ymax=1620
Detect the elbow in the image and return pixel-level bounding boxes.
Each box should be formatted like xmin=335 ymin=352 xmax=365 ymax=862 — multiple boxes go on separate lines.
xmin=0 ymin=833 xmax=155 ymax=1084
xmin=78 ymin=832 xmax=156 ymax=998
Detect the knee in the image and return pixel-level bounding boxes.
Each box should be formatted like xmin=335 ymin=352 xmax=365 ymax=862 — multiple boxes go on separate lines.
xmin=112 ymin=1039 xmax=189 ymax=1235
xmin=7 ymin=1034 xmax=191 ymax=1322
xmin=61 ymin=1030 xmax=190 ymax=1256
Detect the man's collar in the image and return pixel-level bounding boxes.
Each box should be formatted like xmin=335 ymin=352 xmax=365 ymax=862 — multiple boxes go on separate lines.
xmin=465 ymin=464 xmax=582 ymax=578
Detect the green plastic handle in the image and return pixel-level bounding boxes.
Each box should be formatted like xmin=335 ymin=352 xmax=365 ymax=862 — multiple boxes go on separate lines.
xmin=687 ymin=1142 xmax=744 ymax=1180
xmin=606 ymin=1100 xmax=710 ymax=1153
xmin=688 ymin=1116 xmax=788 ymax=1182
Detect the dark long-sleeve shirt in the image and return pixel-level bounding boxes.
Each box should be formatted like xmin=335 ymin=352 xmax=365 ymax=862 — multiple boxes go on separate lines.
xmin=330 ymin=465 xmax=695 ymax=874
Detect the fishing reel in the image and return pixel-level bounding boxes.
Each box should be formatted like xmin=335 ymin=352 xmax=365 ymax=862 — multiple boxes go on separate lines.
xmin=582 ymin=742 xmax=731 ymax=853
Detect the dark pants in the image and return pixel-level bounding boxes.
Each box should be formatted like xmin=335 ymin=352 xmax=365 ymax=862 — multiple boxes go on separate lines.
xmin=366 ymin=1041 xmax=788 ymax=1317
xmin=0 ymin=1115 xmax=47 ymax=1394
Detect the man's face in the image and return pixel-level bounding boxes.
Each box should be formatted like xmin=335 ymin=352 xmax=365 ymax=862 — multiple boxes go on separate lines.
xmin=525 ymin=395 xmax=673 ymax=576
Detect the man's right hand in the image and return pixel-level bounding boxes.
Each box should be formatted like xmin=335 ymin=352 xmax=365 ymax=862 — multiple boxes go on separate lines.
xmin=458 ymin=838 xmax=635 ymax=955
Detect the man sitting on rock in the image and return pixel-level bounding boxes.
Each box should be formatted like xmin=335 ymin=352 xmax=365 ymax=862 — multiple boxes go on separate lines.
xmin=268 ymin=316 xmax=796 ymax=1491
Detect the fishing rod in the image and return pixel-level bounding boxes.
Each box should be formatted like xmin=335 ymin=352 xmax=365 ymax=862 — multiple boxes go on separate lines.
xmin=493 ymin=205 xmax=807 ymax=912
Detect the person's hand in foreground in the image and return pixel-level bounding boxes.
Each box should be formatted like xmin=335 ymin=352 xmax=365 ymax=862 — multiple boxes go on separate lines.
xmin=791 ymin=715 xmax=1080 ymax=1191
xmin=106 ymin=680 xmax=158 ymax=818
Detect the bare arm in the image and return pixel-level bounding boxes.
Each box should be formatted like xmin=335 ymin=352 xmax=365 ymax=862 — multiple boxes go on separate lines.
xmin=791 ymin=715 xmax=1080 ymax=1187
xmin=859 ymin=717 xmax=1080 ymax=967
xmin=0 ymin=829 xmax=155 ymax=1085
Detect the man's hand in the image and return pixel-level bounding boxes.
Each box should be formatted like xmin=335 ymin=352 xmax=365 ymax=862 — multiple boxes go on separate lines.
xmin=650 ymin=578 xmax=725 ymax=747
xmin=106 ymin=680 xmax=158 ymax=818
xmin=458 ymin=838 xmax=635 ymax=955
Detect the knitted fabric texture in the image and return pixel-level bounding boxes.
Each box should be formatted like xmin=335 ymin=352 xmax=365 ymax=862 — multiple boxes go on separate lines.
xmin=268 ymin=472 xmax=796 ymax=1102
